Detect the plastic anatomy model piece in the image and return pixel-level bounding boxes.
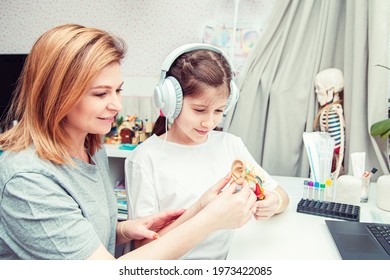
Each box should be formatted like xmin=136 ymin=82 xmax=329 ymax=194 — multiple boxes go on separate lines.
xmin=231 ymin=159 xmax=265 ymax=200
xmin=313 ymin=68 xmax=346 ymax=180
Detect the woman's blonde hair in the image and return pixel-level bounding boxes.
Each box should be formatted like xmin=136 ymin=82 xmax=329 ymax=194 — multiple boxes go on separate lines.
xmin=0 ymin=24 xmax=127 ymax=164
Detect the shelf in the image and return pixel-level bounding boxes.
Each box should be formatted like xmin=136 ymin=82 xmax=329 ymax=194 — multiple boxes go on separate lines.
xmin=104 ymin=144 xmax=133 ymax=158
xmin=104 ymin=144 xmax=132 ymax=222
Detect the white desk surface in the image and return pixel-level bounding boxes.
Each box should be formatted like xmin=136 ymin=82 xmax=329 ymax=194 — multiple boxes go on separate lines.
xmin=227 ymin=176 xmax=390 ymax=260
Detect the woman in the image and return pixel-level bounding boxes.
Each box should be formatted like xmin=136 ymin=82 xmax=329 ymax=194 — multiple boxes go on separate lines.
xmin=0 ymin=24 xmax=256 ymax=260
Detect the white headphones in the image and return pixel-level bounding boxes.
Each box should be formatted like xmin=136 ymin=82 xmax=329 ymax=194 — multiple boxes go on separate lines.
xmin=154 ymin=43 xmax=240 ymax=119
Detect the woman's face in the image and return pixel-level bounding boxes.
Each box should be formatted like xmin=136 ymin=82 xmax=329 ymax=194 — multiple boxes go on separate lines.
xmin=169 ymin=86 xmax=228 ymax=145
xmin=64 ymin=63 xmax=123 ymax=141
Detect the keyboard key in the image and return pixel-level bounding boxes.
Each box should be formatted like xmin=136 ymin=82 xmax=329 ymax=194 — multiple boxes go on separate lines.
xmin=367 ymin=225 xmax=390 ymax=255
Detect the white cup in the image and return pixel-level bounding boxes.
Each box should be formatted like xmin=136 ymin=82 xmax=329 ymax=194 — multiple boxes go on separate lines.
xmin=376 ymin=175 xmax=390 ymax=212
xmin=334 ymin=175 xmax=361 ymax=205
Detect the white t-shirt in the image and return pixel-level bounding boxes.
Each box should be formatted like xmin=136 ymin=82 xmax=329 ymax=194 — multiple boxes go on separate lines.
xmin=126 ymin=131 xmax=277 ymax=259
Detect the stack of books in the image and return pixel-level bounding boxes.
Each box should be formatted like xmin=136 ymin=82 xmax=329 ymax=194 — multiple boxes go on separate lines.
xmin=114 ymin=181 xmax=128 ymax=220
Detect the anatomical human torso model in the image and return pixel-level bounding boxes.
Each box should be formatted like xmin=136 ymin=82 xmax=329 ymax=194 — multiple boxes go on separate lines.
xmin=313 ymin=68 xmax=346 ymax=180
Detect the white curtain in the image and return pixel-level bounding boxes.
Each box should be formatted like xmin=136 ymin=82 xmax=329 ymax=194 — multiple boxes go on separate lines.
xmin=224 ymin=0 xmax=389 ymax=181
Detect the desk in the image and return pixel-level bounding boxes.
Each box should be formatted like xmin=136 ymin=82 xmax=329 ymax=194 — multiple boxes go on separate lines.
xmin=227 ymin=176 xmax=390 ymax=260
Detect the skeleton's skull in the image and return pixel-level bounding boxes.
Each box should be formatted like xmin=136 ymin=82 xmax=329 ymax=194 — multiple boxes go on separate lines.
xmin=315 ymin=68 xmax=344 ymax=106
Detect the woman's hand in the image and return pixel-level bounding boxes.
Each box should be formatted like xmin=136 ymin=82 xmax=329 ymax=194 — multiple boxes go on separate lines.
xmin=197 ymin=173 xmax=233 ymax=209
xmin=120 ymin=209 xmax=185 ymax=241
xmin=201 ymin=180 xmax=257 ymax=230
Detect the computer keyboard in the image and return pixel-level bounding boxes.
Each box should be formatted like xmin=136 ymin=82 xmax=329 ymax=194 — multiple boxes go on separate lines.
xmin=296 ymin=198 xmax=360 ymax=222
xmin=367 ymin=225 xmax=390 ymax=255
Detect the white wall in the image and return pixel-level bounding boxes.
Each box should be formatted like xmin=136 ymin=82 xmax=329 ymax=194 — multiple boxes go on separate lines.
xmin=0 ymin=0 xmax=276 ymax=120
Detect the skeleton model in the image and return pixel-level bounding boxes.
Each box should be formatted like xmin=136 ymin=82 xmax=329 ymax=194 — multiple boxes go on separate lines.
xmin=313 ymin=68 xmax=346 ymax=180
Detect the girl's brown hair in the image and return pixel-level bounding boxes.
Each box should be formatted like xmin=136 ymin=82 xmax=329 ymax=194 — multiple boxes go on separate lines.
xmin=152 ymin=49 xmax=232 ymax=136
xmin=0 ymin=24 xmax=127 ymax=164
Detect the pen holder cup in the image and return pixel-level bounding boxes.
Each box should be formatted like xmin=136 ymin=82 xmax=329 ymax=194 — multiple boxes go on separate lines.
xmin=334 ymin=175 xmax=361 ymax=205
xmin=360 ymin=176 xmax=371 ymax=203
xmin=376 ymin=175 xmax=390 ymax=212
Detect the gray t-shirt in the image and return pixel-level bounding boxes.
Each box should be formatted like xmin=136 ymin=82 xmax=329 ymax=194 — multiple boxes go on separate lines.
xmin=0 ymin=146 xmax=117 ymax=259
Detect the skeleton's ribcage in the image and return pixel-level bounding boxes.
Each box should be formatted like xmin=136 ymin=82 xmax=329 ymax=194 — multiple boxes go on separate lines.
xmin=320 ymin=110 xmax=341 ymax=149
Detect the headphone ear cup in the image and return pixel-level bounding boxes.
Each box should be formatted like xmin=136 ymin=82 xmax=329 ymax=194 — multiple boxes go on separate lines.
xmin=154 ymin=84 xmax=164 ymax=109
xmin=225 ymin=81 xmax=240 ymax=113
xmin=157 ymin=76 xmax=183 ymax=119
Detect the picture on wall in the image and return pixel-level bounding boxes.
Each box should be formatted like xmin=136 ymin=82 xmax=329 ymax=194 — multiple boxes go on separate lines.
xmin=203 ymin=25 xmax=260 ymax=75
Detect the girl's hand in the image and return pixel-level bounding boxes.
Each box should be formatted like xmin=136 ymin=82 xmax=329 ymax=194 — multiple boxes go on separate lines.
xmin=120 ymin=209 xmax=186 ymax=240
xmin=253 ymin=190 xmax=278 ymax=220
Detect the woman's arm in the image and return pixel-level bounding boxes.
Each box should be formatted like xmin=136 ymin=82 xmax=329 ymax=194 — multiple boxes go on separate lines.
xmin=115 ymin=209 xmax=186 ymax=245
xmin=133 ymin=173 xmax=232 ymax=248
xmin=87 ymin=180 xmax=257 ymax=259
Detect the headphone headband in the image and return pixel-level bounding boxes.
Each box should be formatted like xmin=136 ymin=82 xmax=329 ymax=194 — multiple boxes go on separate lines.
xmin=159 ymin=43 xmax=236 ymax=82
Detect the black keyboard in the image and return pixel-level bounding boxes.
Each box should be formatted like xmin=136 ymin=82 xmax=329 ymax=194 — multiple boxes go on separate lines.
xmin=367 ymin=225 xmax=390 ymax=255
xmin=297 ymin=198 xmax=360 ymax=222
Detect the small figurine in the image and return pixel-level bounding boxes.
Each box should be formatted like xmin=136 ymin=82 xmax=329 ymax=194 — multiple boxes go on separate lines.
xmin=119 ymin=127 xmax=133 ymax=144
xmin=105 ymin=115 xmax=123 ymax=144
xmin=133 ymin=117 xmax=143 ymax=131
xmin=118 ymin=118 xmax=135 ymax=144
xmin=313 ymin=68 xmax=346 ymax=180
xmin=231 ymin=159 xmax=265 ymax=200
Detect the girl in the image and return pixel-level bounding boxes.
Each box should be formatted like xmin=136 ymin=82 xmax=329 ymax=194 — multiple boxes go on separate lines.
xmin=126 ymin=44 xmax=290 ymax=259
